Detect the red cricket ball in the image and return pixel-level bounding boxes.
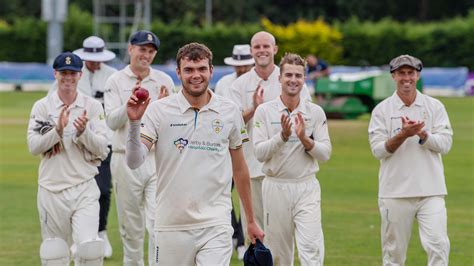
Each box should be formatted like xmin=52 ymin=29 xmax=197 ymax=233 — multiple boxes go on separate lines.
xmin=134 ymin=88 xmax=149 ymax=102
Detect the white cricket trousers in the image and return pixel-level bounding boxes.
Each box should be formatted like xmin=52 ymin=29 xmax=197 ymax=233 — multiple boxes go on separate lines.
xmin=378 ymin=196 xmax=450 ymax=266
xmin=111 ymin=152 xmax=157 ymax=266
xmin=263 ymin=175 xmax=324 ymax=266
xmin=240 ymin=176 xmax=265 ymax=245
xmin=153 ymin=224 xmax=234 ymax=265
xmin=37 ymin=179 xmax=100 ymax=246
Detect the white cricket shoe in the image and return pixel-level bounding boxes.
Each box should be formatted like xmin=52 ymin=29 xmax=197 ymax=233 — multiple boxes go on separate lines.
xmin=98 ymin=230 xmax=113 ymax=258
xmin=237 ymin=245 xmax=246 ymax=260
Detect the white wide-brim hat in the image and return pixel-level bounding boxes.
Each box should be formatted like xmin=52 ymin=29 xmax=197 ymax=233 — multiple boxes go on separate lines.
xmin=224 ymin=44 xmax=255 ymax=66
xmin=73 ymin=36 xmax=116 ymax=62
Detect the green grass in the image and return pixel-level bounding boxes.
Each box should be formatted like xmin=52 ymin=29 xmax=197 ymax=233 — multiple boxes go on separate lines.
xmin=1 ymin=91 xmax=473 ymax=265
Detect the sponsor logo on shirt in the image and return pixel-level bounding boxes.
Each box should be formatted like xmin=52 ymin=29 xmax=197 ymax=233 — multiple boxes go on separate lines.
xmin=174 ymin=137 xmax=189 ymax=153
xmin=170 ymin=123 xmax=188 ymax=127
xmin=188 ymin=140 xmax=223 ymax=152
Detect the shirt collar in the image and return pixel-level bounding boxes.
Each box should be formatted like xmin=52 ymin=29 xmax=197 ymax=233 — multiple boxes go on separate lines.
xmin=123 ymin=65 xmax=158 ymax=82
xmin=176 ymin=89 xmax=220 ymax=114
xmin=52 ymin=90 xmax=86 ymax=109
xmin=393 ymin=90 xmax=424 ymax=109
xmin=276 ymin=96 xmax=308 ymax=115
xmin=250 ymin=65 xmax=280 ymax=82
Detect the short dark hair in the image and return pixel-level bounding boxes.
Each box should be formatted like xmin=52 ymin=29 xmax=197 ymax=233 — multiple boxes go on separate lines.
xmin=279 ymin=52 xmax=306 ymax=74
xmin=176 ymin=43 xmax=213 ymax=69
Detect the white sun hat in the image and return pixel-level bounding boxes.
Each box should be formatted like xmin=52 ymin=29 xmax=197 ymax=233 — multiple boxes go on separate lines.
xmin=73 ymin=36 xmax=116 ymax=62
xmin=224 ymin=44 xmax=255 ymax=66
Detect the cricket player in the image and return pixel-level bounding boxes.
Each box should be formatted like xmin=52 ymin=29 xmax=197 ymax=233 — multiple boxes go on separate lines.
xmin=214 ymin=43 xmax=255 ymax=259
xmin=228 ymin=31 xmax=312 ymax=245
xmin=253 ymin=53 xmax=331 ymax=265
xmin=368 ymin=54 xmax=453 ymax=265
xmin=125 ymin=42 xmax=264 ymax=265
xmin=28 ymin=52 xmax=109 ymax=265
xmin=104 ymin=30 xmax=174 ymax=266
xmin=73 ymin=35 xmax=117 ymax=257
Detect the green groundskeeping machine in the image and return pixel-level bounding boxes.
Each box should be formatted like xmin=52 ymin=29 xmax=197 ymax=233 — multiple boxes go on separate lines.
xmin=315 ymin=70 xmax=422 ymax=119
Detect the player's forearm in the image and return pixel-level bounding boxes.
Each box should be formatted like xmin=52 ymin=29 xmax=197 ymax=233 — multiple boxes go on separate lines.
xmin=385 ymin=132 xmax=409 ymax=153
xmin=254 ymin=133 xmax=285 ymax=162
xmin=75 ymin=127 xmax=109 ymax=160
xmin=242 ymin=109 xmax=256 ymax=124
xmin=27 ymin=128 xmax=62 ymax=156
xmin=233 ymin=168 xmax=256 ymax=224
xmin=126 ymin=120 xmax=149 ymax=169
xmin=420 ymin=132 xmax=452 ymax=155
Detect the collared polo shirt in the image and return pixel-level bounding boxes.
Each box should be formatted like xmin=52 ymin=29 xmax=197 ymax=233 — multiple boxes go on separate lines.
xmin=104 ymin=65 xmax=175 ymax=152
xmin=140 ymin=90 xmax=248 ymax=231
xmin=27 ymin=91 xmax=109 ymax=192
xmin=368 ymin=91 xmax=453 ymax=198
xmin=253 ymin=97 xmax=331 ymax=180
xmin=229 ymin=66 xmax=312 ymax=178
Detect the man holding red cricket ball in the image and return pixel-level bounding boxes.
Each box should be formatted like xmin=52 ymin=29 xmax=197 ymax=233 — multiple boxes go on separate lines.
xmin=104 ymin=30 xmax=175 ymax=265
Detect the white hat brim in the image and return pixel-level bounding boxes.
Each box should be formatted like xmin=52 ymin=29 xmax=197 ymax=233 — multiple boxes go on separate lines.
xmin=224 ymin=57 xmax=255 ymax=66
xmin=73 ymin=48 xmax=116 ymax=62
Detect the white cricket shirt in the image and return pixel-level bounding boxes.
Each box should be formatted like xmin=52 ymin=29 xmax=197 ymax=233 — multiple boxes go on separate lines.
xmin=368 ymin=91 xmax=453 ymax=198
xmin=229 ymin=66 xmax=312 ymax=178
xmin=140 ymin=90 xmax=248 ymax=231
xmin=104 ymin=65 xmax=175 ymax=152
xmin=253 ymin=97 xmax=331 ymax=179
xmin=214 ymin=72 xmax=237 ymax=98
xmin=27 ymin=91 xmax=109 ymax=192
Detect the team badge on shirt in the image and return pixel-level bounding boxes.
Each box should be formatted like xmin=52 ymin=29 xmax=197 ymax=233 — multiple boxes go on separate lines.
xmin=211 ymin=119 xmax=224 ymax=134
xmin=174 ymin=137 xmax=188 ymax=153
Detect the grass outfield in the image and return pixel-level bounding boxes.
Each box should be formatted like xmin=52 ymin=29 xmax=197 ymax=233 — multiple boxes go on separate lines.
xmin=0 ymin=91 xmax=472 ymax=265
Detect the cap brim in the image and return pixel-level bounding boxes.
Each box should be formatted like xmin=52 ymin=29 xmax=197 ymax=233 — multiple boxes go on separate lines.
xmin=224 ymin=57 xmax=255 ymax=66
xmin=55 ymin=66 xmax=82 ymax=72
xmin=74 ymin=49 xmax=116 ymax=62
xmin=131 ymin=41 xmax=159 ymax=50
xmin=390 ymin=64 xmax=421 ymax=73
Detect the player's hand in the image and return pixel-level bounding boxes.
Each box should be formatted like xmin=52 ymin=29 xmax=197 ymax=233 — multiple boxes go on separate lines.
xmin=281 ymin=113 xmax=292 ymax=141
xmin=252 ymin=83 xmax=264 ymax=110
xmin=247 ymin=221 xmax=265 ymax=244
xmin=158 ymin=85 xmax=169 ymax=99
xmin=295 ymin=112 xmax=306 ymax=140
xmin=74 ymin=110 xmax=88 ymax=137
xmin=400 ymin=116 xmax=425 ymax=137
xmin=56 ymin=105 xmax=70 ymax=137
xmin=127 ymin=90 xmax=151 ymax=121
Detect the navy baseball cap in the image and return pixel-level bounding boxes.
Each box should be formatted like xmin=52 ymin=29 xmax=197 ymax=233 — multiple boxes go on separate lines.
xmin=53 ymin=52 xmax=83 ymax=72
xmin=243 ymin=239 xmax=273 ymax=266
xmin=129 ymin=30 xmax=160 ymax=50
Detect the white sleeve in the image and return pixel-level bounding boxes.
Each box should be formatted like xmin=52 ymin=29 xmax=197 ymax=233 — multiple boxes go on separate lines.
xmin=306 ymin=108 xmax=331 ymax=162
xmin=74 ymin=101 xmax=109 ymax=160
xmin=420 ymin=103 xmax=453 ymax=154
xmin=27 ymin=101 xmax=62 ymax=156
xmin=126 ymin=120 xmax=149 ymax=169
xmin=104 ymin=77 xmax=129 ymax=130
xmin=253 ymin=106 xmax=285 ymax=162
xmin=368 ymin=106 xmax=392 ymax=160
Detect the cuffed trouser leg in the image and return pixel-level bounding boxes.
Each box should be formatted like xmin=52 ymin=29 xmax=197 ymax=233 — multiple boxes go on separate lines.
xmin=240 ymin=176 xmax=264 ymax=245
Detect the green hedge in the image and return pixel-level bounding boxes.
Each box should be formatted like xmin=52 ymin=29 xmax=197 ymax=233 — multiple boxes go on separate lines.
xmin=0 ymin=5 xmax=472 ymax=70
xmin=338 ymin=11 xmax=474 ymax=68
